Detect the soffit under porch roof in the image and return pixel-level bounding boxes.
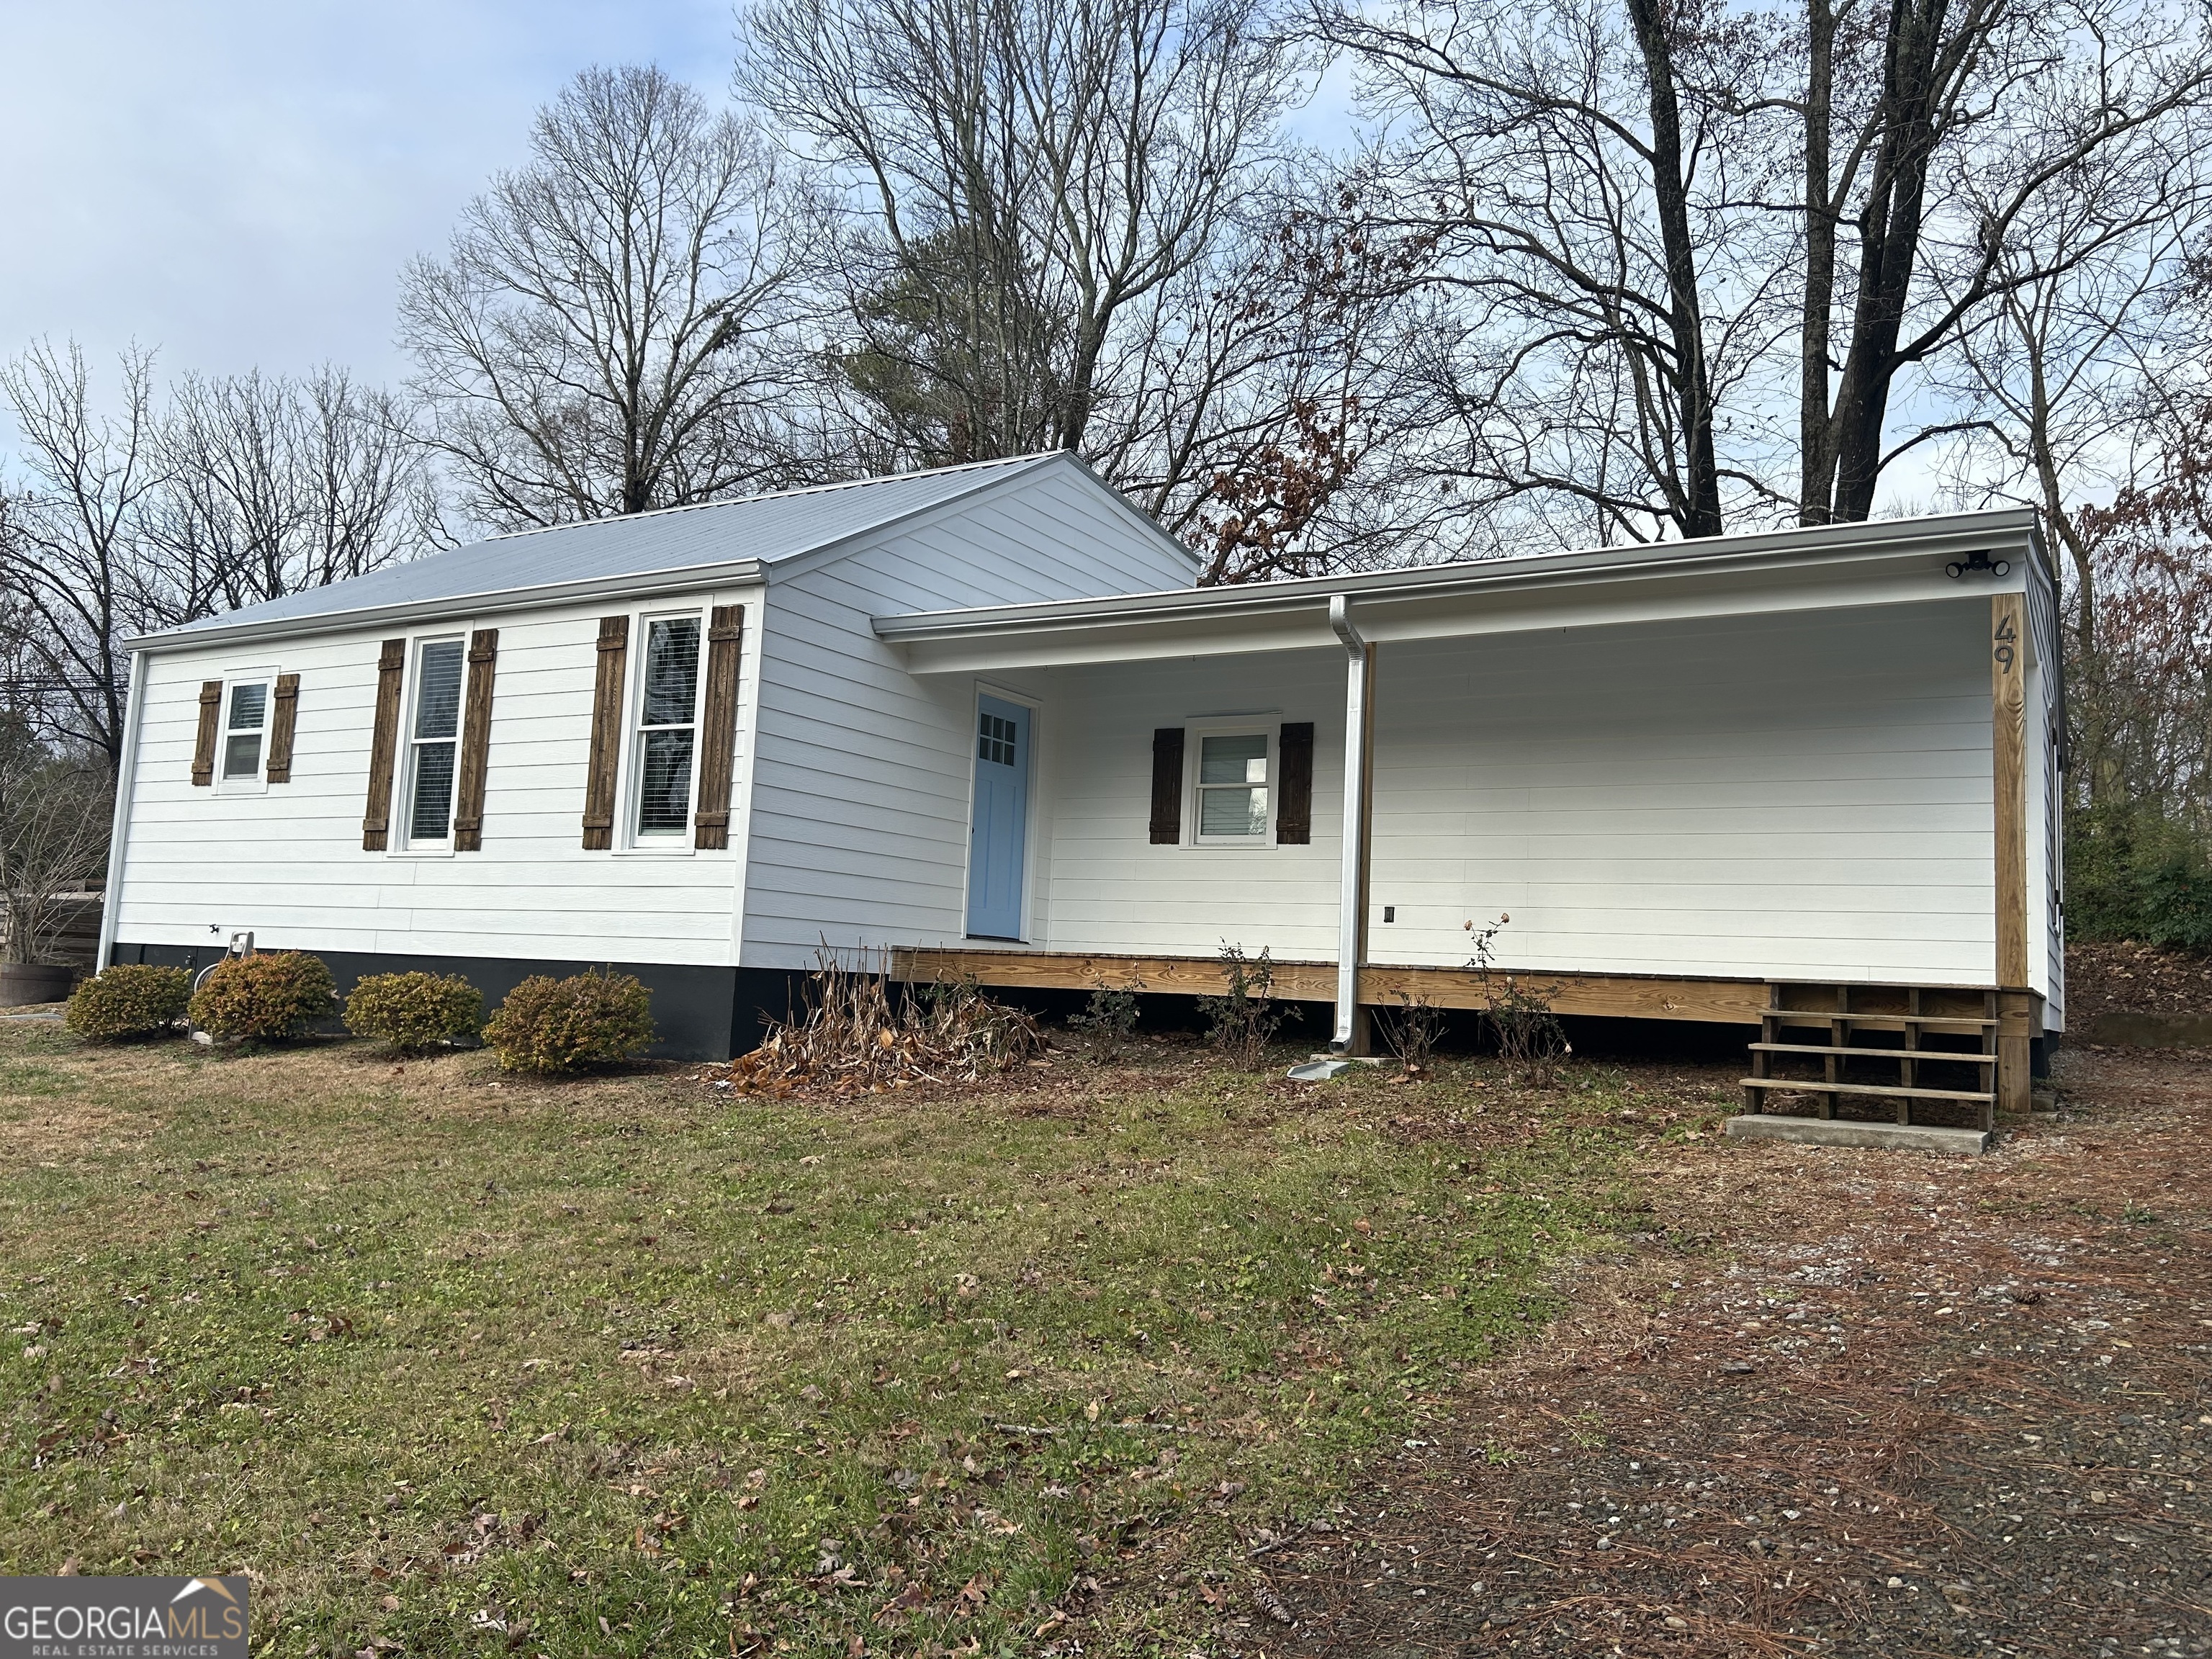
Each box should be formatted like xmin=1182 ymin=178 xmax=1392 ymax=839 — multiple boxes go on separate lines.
xmin=874 ymin=507 xmax=2049 ymax=674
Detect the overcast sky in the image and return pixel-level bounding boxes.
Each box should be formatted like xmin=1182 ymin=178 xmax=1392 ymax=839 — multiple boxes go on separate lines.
xmin=0 ymin=1 xmax=737 ymax=390
xmin=0 ymin=3 xmax=1359 ymax=403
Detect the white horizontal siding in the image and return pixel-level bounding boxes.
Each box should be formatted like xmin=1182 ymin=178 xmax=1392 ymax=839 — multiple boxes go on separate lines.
xmin=114 ymin=587 xmax=763 ymax=967
xmin=1021 ymin=601 xmax=2019 ymax=989
xmin=1034 ymin=650 xmax=1346 ymax=959
xmin=741 ymin=467 xmax=1199 ymax=968
xmin=1364 ymin=605 xmax=1998 ymax=984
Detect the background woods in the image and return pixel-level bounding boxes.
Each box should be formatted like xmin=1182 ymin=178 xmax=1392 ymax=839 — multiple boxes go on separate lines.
xmin=7 ymin=0 xmax=2212 ymax=955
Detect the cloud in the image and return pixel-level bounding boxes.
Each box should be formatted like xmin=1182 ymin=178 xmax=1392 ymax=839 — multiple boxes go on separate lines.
xmin=0 ymin=0 xmax=734 ymax=386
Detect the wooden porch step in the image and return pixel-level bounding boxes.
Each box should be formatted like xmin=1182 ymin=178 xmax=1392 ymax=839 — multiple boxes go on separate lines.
xmin=1749 ymin=1042 xmax=1995 ymax=1064
xmin=1739 ymin=1077 xmax=1995 ymax=1105
xmin=1768 ymin=1012 xmax=1997 ymax=1032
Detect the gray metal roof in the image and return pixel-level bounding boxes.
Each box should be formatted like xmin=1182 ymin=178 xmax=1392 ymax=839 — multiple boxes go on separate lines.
xmin=142 ymin=452 xmax=1064 ymax=646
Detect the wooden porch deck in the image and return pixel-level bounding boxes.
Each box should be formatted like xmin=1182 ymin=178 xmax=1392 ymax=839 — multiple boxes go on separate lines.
xmin=891 ymin=946 xmax=1772 ymax=1025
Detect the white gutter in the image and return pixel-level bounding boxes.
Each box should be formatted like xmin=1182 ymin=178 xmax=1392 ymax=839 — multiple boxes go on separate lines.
xmin=94 ymin=649 xmax=148 ymax=974
xmin=1328 ymin=595 xmax=1369 ymax=1052
xmin=873 ymin=508 xmax=2051 ymax=648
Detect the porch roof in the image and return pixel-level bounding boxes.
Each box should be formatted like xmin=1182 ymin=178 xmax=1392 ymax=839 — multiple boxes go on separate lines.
xmin=874 ymin=505 xmax=2048 ymax=672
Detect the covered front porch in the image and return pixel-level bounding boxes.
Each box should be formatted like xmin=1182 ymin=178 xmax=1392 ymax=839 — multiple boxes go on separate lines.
xmin=871 ymin=510 xmax=2056 ymax=1140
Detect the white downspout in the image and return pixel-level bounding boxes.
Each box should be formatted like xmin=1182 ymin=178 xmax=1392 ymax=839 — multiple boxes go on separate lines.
xmin=1328 ymin=595 xmax=1368 ymax=1051
xmin=94 ymin=649 xmax=148 ymax=974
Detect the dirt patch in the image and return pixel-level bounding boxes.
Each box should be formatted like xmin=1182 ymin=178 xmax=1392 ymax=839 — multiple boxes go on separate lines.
xmin=1215 ymin=1050 xmax=2212 ymax=1658
xmin=2067 ymin=940 xmax=2212 ymax=1026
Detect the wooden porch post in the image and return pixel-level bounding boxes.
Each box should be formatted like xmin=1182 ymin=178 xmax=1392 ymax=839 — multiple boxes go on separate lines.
xmin=1992 ymin=592 xmax=2032 ymax=1115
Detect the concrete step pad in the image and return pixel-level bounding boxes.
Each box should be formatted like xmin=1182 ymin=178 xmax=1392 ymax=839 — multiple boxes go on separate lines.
xmin=1725 ymin=1113 xmax=1990 ymax=1156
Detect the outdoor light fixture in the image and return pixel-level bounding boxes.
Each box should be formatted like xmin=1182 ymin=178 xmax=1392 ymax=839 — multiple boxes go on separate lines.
xmin=1945 ymin=550 xmax=2011 ymax=578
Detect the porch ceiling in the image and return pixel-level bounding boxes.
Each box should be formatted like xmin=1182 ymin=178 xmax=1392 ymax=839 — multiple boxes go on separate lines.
xmin=874 ymin=507 xmax=2047 ymax=673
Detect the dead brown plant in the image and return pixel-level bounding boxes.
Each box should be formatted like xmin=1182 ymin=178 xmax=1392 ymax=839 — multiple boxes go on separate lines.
xmin=719 ymin=949 xmax=1044 ymax=1096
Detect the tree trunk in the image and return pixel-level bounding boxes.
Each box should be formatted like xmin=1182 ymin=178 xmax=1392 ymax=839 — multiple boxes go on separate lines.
xmin=1825 ymin=0 xmax=1949 ymax=521
xmin=1798 ymin=0 xmax=1840 ymax=525
xmin=1624 ymin=0 xmax=1723 ymax=539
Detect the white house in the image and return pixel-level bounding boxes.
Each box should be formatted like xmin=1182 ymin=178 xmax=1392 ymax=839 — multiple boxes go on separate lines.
xmin=103 ymin=453 xmax=2061 ymax=1141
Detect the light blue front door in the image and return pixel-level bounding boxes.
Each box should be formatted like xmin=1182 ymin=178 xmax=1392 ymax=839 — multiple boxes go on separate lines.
xmin=966 ymin=695 xmax=1030 ymax=940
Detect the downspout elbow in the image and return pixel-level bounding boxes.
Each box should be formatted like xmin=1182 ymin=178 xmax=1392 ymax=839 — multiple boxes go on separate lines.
xmin=1328 ymin=593 xmax=1364 ymax=654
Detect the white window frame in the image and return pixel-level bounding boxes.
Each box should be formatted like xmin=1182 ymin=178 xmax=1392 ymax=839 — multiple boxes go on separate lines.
xmin=213 ymin=670 xmax=276 ymax=796
xmin=394 ymin=632 xmax=468 ymax=856
xmin=620 ymin=606 xmax=707 ymax=854
xmin=1184 ymin=718 xmax=1277 ymax=849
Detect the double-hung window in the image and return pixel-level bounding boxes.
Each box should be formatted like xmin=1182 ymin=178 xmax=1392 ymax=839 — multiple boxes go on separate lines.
xmin=1194 ymin=729 xmax=1272 ymax=842
xmin=632 ymin=615 xmax=702 ymax=840
xmin=403 ymin=637 xmax=466 ymax=847
xmin=220 ymin=679 xmax=271 ymax=786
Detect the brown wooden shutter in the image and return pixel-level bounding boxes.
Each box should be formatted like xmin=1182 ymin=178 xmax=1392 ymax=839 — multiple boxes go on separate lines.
xmin=361 ymin=639 xmax=406 ymax=850
xmin=190 ymin=681 xmax=222 ymax=786
xmin=264 ymin=673 xmax=300 ymax=783
xmin=452 ymin=629 xmax=498 ymax=852
xmin=693 ymin=605 xmax=744 ymax=850
xmin=581 ymin=616 xmax=630 ymax=850
xmin=1149 ymin=727 xmax=1185 ymax=845
xmin=1276 ymin=721 xmax=1314 ymax=844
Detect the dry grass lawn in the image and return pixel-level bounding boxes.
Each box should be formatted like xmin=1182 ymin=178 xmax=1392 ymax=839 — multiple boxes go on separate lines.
xmin=0 ymin=1022 xmax=1730 ymax=1656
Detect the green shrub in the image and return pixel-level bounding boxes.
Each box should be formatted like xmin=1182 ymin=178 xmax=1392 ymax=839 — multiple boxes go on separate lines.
xmin=189 ymin=951 xmax=340 ymax=1042
xmin=343 ymin=971 xmax=483 ymax=1053
xmin=65 ymin=964 xmax=192 ymax=1040
xmin=482 ymin=968 xmax=655 ymax=1074
xmin=2064 ymin=804 xmax=2212 ymax=952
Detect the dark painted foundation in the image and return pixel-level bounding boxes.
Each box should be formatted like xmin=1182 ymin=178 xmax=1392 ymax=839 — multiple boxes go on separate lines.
xmin=111 ymin=938 xmax=2051 ymax=1073
xmin=974 ymin=986 xmax=1763 ymax=1063
xmin=110 ymin=942 xmax=806 ymax=1062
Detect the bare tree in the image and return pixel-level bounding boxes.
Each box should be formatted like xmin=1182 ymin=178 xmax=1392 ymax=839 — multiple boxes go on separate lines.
xmin=1313 ymin=0 xmax=2212 ymax=547
xmin=150 ymin=367 xmax=436 ymax=614
xmin=742 ymin=0 xmax=1330 ymax=535
xmin=0 ymin=716 xmax=110 ymax=966
xmin=0 ymin=342 xmax=167 ymax=768
xmin=1933 ymin=110 xmax=2211 ymax=657
xmin=400 ymin=65 xmax=816 ymax=528
xmin=1315 ymin=0 xmax=1794 ymax=546
xmin=1794 ymin=0 xmax=2212 ymax=522
xmin=1 ymin=346 xmax=436 ymax=770
xmin=1140 ymin=176 xmax=1422 ymax=579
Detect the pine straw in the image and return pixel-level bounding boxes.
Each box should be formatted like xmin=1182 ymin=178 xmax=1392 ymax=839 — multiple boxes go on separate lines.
xmin=1229 ymin=1051 xmax=2212 ymax=1658
xmin=712 ymin=958 xmax=1046 ymax=1097
xmin=2064 ymin=938 xmax=2212 ymax=1025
